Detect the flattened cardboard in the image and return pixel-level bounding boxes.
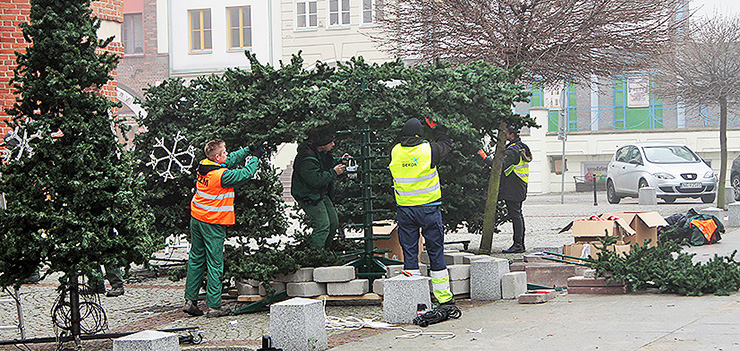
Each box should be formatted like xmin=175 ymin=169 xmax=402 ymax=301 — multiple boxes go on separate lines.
xmin=562 ymin=242 xmax=630 ymax=262
xmin=559 ymin=216 xmax=635 ymax=241
xmin=603 ymin=212 xmax=668 ymax=247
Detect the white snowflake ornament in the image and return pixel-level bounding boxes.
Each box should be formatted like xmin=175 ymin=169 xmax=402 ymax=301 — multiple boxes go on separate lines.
xmin=146 ymin=131 xmax=196 ymax=182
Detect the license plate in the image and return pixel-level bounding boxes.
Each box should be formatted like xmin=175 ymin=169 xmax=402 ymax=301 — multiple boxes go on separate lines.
xmin=681 ymin=182 xmax=702 ymax=189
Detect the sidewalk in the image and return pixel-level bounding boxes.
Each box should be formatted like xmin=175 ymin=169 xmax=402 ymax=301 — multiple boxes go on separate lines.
xmin=1 ymin=191 xmax=737 ymax=350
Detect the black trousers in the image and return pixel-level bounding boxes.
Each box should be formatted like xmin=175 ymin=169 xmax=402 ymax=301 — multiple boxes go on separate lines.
xmin=505 ymin=199 xmax=525 ymax=247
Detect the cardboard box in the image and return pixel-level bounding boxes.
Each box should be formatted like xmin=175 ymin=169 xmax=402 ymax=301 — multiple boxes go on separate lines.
xmin=372 ymin=220 xmax=423 ymax=262
xmin=602 ymin=212 xmax=668 ymax=247
xmin=559 ymin=216 xmax=635 ymax=242
xmin=562 ymin=241 xmax=630 ymax=262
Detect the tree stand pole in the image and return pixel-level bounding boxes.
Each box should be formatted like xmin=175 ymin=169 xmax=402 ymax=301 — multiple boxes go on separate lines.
xmin=69 ymin=276 xmax=82 ymax=348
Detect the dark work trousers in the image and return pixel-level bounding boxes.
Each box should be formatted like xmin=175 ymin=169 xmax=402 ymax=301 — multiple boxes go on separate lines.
xmin=396 ymin=205 xmax=446 ymax=272
xmin=505 ymin=199 xmax=525 ymax=247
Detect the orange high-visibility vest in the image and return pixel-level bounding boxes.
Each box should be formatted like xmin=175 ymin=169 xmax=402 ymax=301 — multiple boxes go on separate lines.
xmin=191 ymin=168 xmax=236 ymax=225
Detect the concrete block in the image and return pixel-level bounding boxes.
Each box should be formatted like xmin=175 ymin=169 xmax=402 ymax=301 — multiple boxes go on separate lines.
xmin=327 ymin=279 xmax=369 ymax=296
xmin=583 ymin=269 xmax=597 ymax=279
xmin=501 ymin=272 xmax=527 ymax=299
xmin=236 ymin=281 xmax=259 ymax=296
xmin=286 ymin=282 xmax=326 ymax=297
xmin=470 ymin=257 xmax=509 ymax=300
xmin=270 ymin=297 xmax=327 ymax=351
xmin=698 ymin=207 xmax=725 ymax=227
xmin=274 ymin=267 xmax=314 ymax=282
xmin=521 ymin=263 xmax=581 ymax=288
xmin=373 ymin=279 xmax=385 ymax=295
xmin=382 ymin=275 xmax=432 ymax=324
xmin=518 ymin=290 xmax=557 ymax=304
xmin=112 ymin=330 xmax=179 ymax=351
xmin=385 ymin=264 xmax=404 ymax=278
xmin=567 ymin=286 xmax=629 ymax=294
xmin=728 ymin=203 xmax=740 ymax=227
xmin=450 ymin=279 xmax=470 ymax=295
xmin=463 ymin=255 xmax=492 ymax=264
xmin=725 ymin=187 xmax=736 ymax=206
xmin=444 ymin=252 xmax=472 ymax=265
xmin=259 ymin=281 xmax=286 ymax=296
xmin=523 ymin=253 xmax=555 ymax=263
xmin=419 ymin=263 xmax=428 ymax=276
xmin=638 ymin=187 xmax=657 ymax=205
xmin=447 ymin=264 xmax=470 ymax=281
xmin=313 ymin=266 xmax=355 ymax=283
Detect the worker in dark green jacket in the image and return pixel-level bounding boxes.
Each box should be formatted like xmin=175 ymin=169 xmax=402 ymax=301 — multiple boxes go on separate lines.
xmin=291 ymin=128 xmax=347 ymax=249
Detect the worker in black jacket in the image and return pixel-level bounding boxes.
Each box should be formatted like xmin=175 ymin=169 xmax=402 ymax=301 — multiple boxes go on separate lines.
xmin=478 ymin=126 xmax=532 ymax=253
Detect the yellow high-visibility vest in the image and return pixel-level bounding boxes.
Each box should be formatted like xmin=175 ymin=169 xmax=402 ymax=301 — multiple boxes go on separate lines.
xmin=389 ymin=142 xmax=442 ymax=206
xmin=504 ymin=148 xmax=530 ymax=184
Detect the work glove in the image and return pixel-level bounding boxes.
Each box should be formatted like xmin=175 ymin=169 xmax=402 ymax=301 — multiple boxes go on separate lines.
xmin=425 ymin=117 xmax=438 ymax=129
xmin=477 ymin=149 xmax=488 ymax=160
xmin=250 ymin=142 xmax=267 ymax=158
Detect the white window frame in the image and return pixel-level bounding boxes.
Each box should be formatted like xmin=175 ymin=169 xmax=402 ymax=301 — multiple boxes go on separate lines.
xmin=295 ymin=0 xmax=318 ymax=30
xmin=361 ymin=0 xmax=376 ymax=26
xmin=327 ymin=0 xmax=350 ymax=28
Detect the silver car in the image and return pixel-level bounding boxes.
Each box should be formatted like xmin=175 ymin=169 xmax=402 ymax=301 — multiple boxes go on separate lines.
xmin=606 ymin=142 xmax=717 ymax=204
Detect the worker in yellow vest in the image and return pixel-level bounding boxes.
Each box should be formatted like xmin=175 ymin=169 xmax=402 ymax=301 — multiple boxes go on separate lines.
xmin=183 ymin=139 xmax=263 ymax=318
xmin=388 ymin=117 xmax=454 ymax=305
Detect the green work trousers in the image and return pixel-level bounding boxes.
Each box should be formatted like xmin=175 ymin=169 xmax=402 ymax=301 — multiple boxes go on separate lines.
xmin=300 ymin=197 xmax=338 ymax=249
xmin=89 ymin=264 xmax=124 ymax=290
xmin=185 ymin=217 xmax=226 ymax=308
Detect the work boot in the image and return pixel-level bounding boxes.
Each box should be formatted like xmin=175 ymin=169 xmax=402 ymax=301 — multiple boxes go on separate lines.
xmin=502 ymin=244 xmax=525 ymax=254
xmin=106 ymin=287 xmax=124 ymax=297
xmin=182 ymin=300 xmax=204 ymax=317
xmin=206 ymin=306 xmax=232 ymax=318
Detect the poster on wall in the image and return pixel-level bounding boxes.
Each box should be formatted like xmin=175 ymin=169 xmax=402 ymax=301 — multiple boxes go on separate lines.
xmin=581 ymin=162 xmax=609 ymax=183
xmin=627 ymin=76 xmax=650 ymax=107
xmin=544 ymin=83 xmax=564 ymax=110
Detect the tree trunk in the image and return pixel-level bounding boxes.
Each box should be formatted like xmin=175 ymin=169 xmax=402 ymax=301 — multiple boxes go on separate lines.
xmin=69 ymin=276 xmax=82 ymax=347
xmin=718 ymin=95 xmax=728 ymax=209
xmin=479 ymin=122 xmax=508 ymax=253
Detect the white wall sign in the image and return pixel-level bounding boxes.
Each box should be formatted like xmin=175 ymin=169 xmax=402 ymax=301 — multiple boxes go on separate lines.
xmin=627 ymin=76 xmax=650 ymax=107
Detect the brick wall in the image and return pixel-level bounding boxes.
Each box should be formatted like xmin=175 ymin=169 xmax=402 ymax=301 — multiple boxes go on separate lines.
xmin=118 ymin=0 xmax=169 ymax=100
xmin=0 ymin=0 xmax=123 ymax=137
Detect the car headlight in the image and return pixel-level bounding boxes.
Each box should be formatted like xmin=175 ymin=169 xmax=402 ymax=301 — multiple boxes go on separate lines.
xmin=653 ymin=172 xmax=675 ymax=179
xmin=704 ymin=171 xmax=715 ymax=179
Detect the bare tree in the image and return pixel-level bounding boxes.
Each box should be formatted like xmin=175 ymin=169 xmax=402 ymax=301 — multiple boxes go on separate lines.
xmin=375 ymin=0 xmax=688 ymax=253
xmin=654 ymin=14 xmax=740 ymax=209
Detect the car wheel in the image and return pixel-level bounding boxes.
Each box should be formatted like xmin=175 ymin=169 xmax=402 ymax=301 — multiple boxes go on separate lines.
xmin=701 ymin=194 xmax=716 ymax=203
xmin=638 ymin=179 xmax=649 ymax=189
xmin=607 ymin=180 xmax=620 ymax=204
xmin=732 ymin=173 xmax=740 ymax=201
xmin=662 ymin=196 xmax=676 ymax=203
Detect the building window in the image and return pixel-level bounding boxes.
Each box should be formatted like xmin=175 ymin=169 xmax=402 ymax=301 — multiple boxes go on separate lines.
xmin=228 ymin=6 xmax=252 ymax=49
xmin=362 ymin=0 xmax=375 ymax=24
xmin=123 ymin=13 xmax=143 ymax=54
xmin=328 ymin=0 xmax=350 ymax=26
xmin=296 ymin=0 xmax=318 ymax=29
xmin=189 ymin=9 xmax=212 ymax=52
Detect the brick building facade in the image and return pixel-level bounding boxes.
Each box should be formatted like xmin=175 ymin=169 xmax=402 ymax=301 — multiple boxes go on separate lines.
xmin=0 ymin=0 xmax=123 ymax=137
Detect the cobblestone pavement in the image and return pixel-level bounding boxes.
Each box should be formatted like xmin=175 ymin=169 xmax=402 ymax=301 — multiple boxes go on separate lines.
xmin=0 ymin=191 xmax=725 ymax=350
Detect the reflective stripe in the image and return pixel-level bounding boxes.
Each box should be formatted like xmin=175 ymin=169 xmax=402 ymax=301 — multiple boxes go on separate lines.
xmin=196 ymin=190 xmax=235 ymax=200
xmin=393 ymin=170 xmax=439 ymax=184
xmin=191 ymin=199 xmax=234 ymax=212
xmin=394 ymin=183 xmax=441 ymax=197
xmin=430 ymin=269 xmax=453 ymax=304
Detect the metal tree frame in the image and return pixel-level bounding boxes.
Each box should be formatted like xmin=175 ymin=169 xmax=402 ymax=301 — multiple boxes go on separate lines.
xmin=338 ymin=126 xmax=403 ymax=282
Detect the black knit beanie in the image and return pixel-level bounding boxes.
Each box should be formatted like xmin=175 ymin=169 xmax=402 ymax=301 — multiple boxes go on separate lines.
xmin=309 ymin=127 xmax=336 ymax=146
xmin=401 ymin=118 xmax=423 ymax=136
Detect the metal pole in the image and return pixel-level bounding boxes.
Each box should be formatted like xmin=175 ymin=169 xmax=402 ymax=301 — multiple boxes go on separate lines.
xmin=593 ymin=176 xmax=598 ymax=206
xmin=560 ymin=85 xmax=567 ymax=204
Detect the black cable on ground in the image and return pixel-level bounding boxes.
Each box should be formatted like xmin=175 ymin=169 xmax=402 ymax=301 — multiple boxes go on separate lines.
xmin=412 ymin=305 xmax=462 ymax=327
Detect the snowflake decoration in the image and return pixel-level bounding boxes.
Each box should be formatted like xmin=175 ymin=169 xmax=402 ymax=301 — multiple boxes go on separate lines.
xmin=146 ymin=131 xmax=196 ymax=182
xmin=2 ymin=126 xmax=42 ymax=162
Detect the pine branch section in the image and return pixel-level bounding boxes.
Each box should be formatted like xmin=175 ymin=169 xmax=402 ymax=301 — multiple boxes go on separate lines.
xmin=376 ymin=0 xmax=688 ymax=84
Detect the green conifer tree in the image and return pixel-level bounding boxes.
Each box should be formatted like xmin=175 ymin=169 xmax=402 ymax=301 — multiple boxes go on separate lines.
xmin=0 ymin=0 xmax=155 ymax=293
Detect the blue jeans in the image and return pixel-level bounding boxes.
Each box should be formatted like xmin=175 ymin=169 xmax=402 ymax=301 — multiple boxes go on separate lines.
xmin=396 ymin=205 xmax=446 ymax=271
